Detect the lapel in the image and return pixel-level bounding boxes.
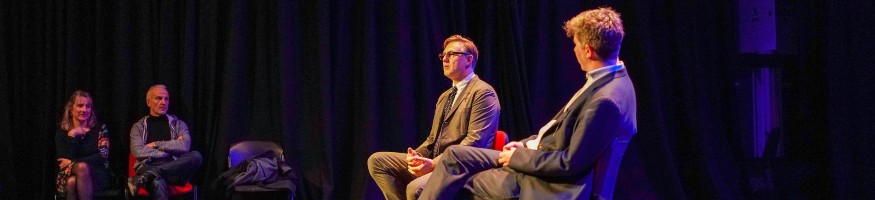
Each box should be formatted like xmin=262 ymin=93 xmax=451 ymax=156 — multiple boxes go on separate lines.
xmin=553 ymin=68 xmax=626 ymax=124
xmin=443 ymin=76 xmax=480 ymax=122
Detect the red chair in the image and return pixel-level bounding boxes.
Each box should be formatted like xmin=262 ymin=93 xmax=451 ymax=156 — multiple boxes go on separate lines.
xmin=126 ymin=154 xmax=197 ymax=199
xmin=493 ymin=130 xmax=508 ymax=150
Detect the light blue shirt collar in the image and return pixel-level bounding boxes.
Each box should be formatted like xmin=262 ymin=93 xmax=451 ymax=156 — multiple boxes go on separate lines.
xmin=586 ymin=61 xmax=625 ymax=81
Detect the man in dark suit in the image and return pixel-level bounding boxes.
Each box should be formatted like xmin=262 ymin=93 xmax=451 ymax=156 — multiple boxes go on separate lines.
xmin=418 ymin=7 xmax=636 ymax=200
xmin=367 ymin=35 xmax=501 ymax=200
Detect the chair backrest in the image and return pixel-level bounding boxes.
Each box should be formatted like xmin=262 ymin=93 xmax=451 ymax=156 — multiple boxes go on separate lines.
xmin=493 ymin=130 xmax=508 ymax=150
xmin=228 ymin=141 xmax=285 ymax=168
xmin=587 ymin=138 xmax=630 ymax=200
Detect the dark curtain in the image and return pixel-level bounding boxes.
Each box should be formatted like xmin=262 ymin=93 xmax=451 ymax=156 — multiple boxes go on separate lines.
xmin=824 ymin=0 xmax=875 ymax=199
xmin=1 ymin=0 xmax=873 ymax=199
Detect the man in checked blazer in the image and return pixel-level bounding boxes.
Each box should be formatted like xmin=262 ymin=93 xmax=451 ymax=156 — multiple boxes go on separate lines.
xmin=419 ymin=7 xmax=636 ymax=200
xmin=367 ymin=35 xmax=501 ymax=200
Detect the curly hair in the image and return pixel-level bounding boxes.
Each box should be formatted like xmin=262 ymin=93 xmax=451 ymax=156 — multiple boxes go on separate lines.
xmin=564 ymin=7 xmax=625 ymax=60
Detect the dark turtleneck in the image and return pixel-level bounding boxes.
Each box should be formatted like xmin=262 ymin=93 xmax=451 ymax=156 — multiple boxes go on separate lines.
xmin=146 ymin=114 xmax=171 ymax=143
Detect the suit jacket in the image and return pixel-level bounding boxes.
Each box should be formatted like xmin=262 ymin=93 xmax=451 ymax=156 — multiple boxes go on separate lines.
xmin=414 ymin=75 xmax=501 ymax=159
xmin=509 ymin=67 xmax=636 ymax=199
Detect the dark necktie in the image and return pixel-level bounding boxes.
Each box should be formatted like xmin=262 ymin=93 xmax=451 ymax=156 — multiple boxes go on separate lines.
xmin=441 ymin=86 xmax=458 ymax=120
xmin=435 ymin=86 xmax=458 ymax=156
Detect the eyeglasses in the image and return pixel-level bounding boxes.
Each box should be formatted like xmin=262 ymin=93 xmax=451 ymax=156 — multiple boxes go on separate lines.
xmin=438 ymin=51 xmax=470 ymax=61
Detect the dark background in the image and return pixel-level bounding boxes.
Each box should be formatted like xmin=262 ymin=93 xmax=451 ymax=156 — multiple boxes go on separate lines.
xmin=1 ymin=0 xmax=873 ymax=199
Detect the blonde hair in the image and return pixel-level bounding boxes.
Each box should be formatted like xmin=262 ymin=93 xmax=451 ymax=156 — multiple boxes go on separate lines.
xmin=443 ymin=35 xmax=479 ymax=69
xmin=564 ymin=7 xmax=625 ymax=60
xmin=59 ymin=90 xmax=98 ymax=131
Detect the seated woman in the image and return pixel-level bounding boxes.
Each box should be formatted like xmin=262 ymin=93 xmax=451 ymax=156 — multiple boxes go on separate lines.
xmin=55 ymin=90 xmax=111 ymax=200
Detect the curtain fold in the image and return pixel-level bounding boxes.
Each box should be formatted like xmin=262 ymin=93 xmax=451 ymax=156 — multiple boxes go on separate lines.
xmin=1 ymin=0 xmax=872 ymax=199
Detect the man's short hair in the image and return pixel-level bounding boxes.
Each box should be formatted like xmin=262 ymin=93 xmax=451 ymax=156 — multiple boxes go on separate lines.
xmin=564 ymin=7 xmax=625 ymax=60
xmin=443 ymin=35 xmax=479 ymax=69
xmin=146 ymin=84 xmax=168 ymax=100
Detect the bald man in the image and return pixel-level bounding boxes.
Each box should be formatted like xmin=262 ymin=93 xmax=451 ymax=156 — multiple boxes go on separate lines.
xmin=127 ymin=85 xmax=202 ymax=199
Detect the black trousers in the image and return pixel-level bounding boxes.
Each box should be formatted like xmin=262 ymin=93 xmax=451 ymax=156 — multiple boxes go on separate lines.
xmin=137 ymin=151 xmax=203 ymax=199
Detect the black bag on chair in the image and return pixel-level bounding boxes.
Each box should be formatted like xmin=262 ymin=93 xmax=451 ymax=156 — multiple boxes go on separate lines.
xmin=212 ymin=150 xmax=298 ymax=198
